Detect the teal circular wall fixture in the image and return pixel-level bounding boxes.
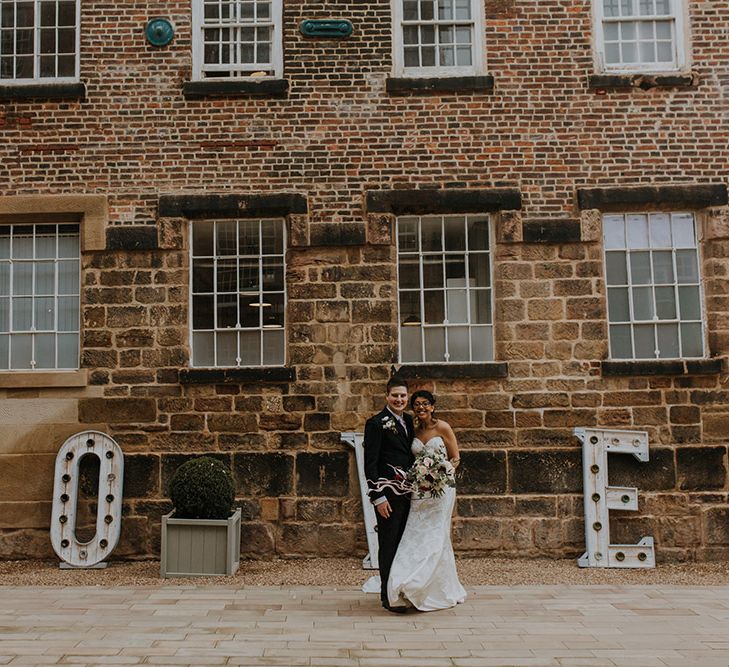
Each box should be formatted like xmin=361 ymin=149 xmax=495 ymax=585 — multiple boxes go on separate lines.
xmin=145 ymin=17 xmax=175 ymax=47
xmin=299 ymin=19 xmax=353 ymax=38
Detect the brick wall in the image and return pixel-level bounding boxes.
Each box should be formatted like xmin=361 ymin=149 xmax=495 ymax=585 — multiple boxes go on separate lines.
xmin=1 ymin=0 xmax=729 ymax=562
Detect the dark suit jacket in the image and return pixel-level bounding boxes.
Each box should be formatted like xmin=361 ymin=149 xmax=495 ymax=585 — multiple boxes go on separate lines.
xmin=363 ymin=407 xmax=415 ymax=504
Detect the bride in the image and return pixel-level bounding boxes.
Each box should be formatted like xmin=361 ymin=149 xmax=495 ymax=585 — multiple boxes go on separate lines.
xmin=387 ymin=390 xmax=467 ymax=611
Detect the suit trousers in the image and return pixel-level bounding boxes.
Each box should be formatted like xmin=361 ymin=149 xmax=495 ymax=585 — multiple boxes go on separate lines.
xmin=375 ymin=491 xmax=410 ymax=605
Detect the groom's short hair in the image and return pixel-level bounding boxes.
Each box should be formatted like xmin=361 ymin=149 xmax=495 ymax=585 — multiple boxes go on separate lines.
xmin=386 ymin=376 xmax=409 ymax=393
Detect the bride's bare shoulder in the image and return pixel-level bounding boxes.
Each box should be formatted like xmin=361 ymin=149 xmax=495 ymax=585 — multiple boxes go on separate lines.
xmin=434 ymin=419 xmax=454 ymax=435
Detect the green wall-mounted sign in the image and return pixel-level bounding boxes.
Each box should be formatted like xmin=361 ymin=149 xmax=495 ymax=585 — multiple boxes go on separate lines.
xmin=145 ymin=18 xmax=175 ymax=47
xmin=299 ymin=19 xmax=353 ymax=38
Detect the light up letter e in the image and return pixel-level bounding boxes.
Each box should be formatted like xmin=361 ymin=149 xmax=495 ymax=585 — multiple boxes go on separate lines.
xmin=574 ymin=427 xmax=655 ymax=569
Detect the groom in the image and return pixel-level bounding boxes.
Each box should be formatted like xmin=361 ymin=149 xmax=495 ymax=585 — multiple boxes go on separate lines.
xmin=363 ymin=376 xmax=415 ymax=613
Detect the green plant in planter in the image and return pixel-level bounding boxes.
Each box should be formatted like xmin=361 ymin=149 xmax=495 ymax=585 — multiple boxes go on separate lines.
xmin=168 ymin=456 xmax=235 ymax=520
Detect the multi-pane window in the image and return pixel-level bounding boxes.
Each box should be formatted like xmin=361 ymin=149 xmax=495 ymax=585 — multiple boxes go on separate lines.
xmin=192 ymin=0 xmax=283 ymax=79
xmin=0 ymin=0 xmax=79 ymax=82
xmin=397 ymin=215 xmax=493 ymax=363
xmin=0 ymin=224 xmax=80 ymax=370
xmin=604 ymin=212 xmax=704 ymax=360
xmin=392 ymin=0 xmax=484 ymax=76
xmin=191 ymin=219 xmax=285 ymax=367
xmin=595 ymin=0 xmax=685 ymax=72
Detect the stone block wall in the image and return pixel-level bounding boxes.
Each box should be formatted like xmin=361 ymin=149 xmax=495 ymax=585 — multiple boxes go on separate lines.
xmin=1 ymin=0 xmax=729 ymax=561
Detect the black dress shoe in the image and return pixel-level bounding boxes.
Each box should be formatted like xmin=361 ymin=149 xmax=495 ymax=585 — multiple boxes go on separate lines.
xmin=382 ymin=602 xmax=407 ymax=614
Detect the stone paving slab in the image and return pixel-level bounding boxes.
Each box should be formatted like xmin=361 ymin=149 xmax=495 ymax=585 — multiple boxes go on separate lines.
xmin=1 ymin=585 xmax=729 ymax=666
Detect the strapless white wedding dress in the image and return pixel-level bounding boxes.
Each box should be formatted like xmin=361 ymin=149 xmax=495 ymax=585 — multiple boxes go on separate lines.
xmin=387 ymin=436 xmax=467 ymax=611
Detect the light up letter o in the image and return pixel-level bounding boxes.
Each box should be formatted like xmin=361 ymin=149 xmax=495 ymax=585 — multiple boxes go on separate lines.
xmin=50 ymin=431 xmax=124 ymax=567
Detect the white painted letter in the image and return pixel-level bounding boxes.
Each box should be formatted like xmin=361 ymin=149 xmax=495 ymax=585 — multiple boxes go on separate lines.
xmin=50 ymin=431 xmax=124 ymax=568
xmin=341 ymin=431 xmax=378 ymax=569
xmin=574 ymin=427 xmax=655 ymax=568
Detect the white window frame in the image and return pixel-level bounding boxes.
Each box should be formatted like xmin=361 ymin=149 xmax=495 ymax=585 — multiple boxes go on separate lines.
xmin=0 ymin=222 xmax=81 ymax=371
xmin=0 ymin=0 xmax=81 ymax=84
xmin=189 ymin=218 xmax=287 ymax=368
xmin=191 ymin=0 xmax=283 ymax=80
xmin=593 ymin=0 xmax=688 ymax=73
xmin=603 ymin=211 xmax=707 ymax=361
xmin=396 ymin=214 xmax=494 ymax=364
xmin=391 ymin=0 xmax=486 ymax=78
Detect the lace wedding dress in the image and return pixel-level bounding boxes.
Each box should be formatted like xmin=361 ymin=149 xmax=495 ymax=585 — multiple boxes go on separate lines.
xmin=387 ymin=436 xmax=467 ymax=611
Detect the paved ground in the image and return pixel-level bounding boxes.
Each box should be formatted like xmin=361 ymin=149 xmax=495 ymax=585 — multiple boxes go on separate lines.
xmin=2 ymin=585 xmax=729 ymax=666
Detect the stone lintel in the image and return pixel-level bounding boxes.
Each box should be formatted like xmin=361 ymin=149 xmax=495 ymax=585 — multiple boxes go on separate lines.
xmin=386 ymin=75 xmax=495 ymax=95
xmin=522 ymin=218 xmax=581 ymax=244
xmin=602 ymin=359 xmax=723 ymax=377
xmin=182 ymin=79 xmax=289 ymax=99
xmin=396 ymin=363 xmax=508 ymax=379
xmin=0 ymin=82 xmax=86 ymax=101
xmin=0 ymin=369 xmax=88 ymax=388
xmin=106 ymin=225 xmax=159 ymax=251
xmin=0 ymin=194 xmax=108 ymax=251
xmin=577 ymin=184 xmax=728 ymax=210
xmin=180 ymin=367 xmax=296 ymax=384
xmin=308 ymin=222 xmax=366 ymax=247
xmin=366 ymin=188 xmax=522 ymax=215
xmin=158 ymin=193 xmax=308 ymax=219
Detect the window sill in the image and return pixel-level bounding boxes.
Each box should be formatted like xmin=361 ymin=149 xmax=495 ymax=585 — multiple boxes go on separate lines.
xmin=386 ymin=75 xmax=494 ymax=95
xmin=396 ymin=363 xmax=507 ymax=379
xmin=0 ymin=82 xmax=86 ymax=101
xmin=179 ymin=367 xmax=296 ymax=384
xmin=182 ymin=79 xmax=289 ymax=99
xmin=588 ymin=72 xmax=698 ymax=91
xmin=601 ymin=359 xmax=722 ymax=377
xmin=0 ymin=369 xmax=88 ymax=388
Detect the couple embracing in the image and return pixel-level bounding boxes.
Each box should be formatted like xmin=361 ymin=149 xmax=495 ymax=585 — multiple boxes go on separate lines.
xmin=364 ymin=376 xmax=467 ymax=613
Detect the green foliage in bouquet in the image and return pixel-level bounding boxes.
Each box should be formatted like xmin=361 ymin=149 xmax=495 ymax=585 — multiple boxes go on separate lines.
xmin=169 ymin=456 xmax=235 ymax=520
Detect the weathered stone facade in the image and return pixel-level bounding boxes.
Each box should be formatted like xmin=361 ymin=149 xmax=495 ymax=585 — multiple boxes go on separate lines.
xmin=1 ymin=0 xmax=729 ymax=562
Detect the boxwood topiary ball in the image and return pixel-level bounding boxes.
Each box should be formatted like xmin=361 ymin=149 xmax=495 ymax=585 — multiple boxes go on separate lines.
xmin=169 ymin=456 xmax=235 ymax=520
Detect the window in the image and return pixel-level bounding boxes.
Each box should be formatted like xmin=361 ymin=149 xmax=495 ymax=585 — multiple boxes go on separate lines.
xmin=191 ymin=0 xmax=283 ymax=80
xmin=0 ymin=0 xmax=79 ymax=83
xmin=0 ymin=223 xmax=80 ymax=370
xmin=397 ymin=215 xmax=493 ymax=363
xmin=392 ymin=0 xmax=485 ymax=77
xmin=604 ymin=212 xmax=705 ymax=360
xmin=190 ymin=219 xmax=285 ymax=367
xmin=594 ymin=0 xmax=686 ymax=72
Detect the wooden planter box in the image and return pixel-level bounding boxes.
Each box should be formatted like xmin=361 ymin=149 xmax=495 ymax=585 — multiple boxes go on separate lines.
xmin=160 ymin=507 xmax=241 ymax=578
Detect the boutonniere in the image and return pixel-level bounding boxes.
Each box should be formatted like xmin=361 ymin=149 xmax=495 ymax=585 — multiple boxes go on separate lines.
xmin=381 ymin=415 xmax=399 ymax=435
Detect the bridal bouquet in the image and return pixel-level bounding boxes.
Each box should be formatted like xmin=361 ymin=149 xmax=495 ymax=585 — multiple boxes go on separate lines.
xmin=406 ymin=449 xmax=456 ymax=499
xmin=369 ymin=449 xmax=456 ymax=499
